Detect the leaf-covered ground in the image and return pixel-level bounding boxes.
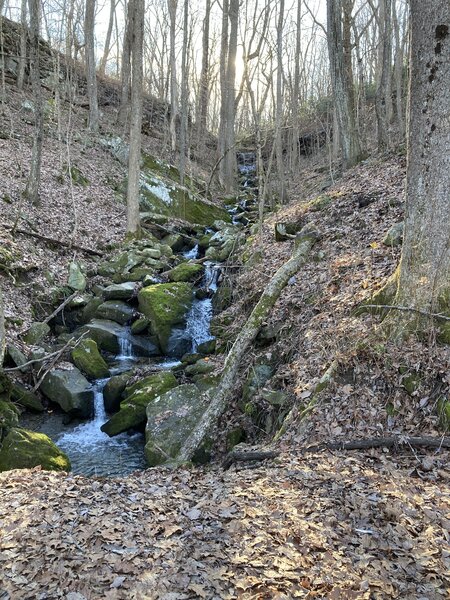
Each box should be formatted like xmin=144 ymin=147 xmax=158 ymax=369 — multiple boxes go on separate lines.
xmin=1 ymin=450 xmax=449 ymax=599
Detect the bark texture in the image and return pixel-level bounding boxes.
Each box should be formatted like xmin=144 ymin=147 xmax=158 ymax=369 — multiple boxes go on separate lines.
xmin=176 ymin=228 xmax=320 ymax=462
xmin=392 ymin=1 xmax=450 ymax=333
xmin=84 ymin=0 xmax=99 ymax=132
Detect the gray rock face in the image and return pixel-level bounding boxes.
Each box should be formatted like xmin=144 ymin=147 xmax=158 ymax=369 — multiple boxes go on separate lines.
xmin=95 ymin=300 xmax=136 ymax=325
xmin=144 ymin=384 xmax=209 ymax=466
xmin=103 ymin=282 xmax=137 ymax=301
xmin=82 ymin=319 xmax=160 ymax=356
xmin=40 ymin=367 xmax=94 ymax=418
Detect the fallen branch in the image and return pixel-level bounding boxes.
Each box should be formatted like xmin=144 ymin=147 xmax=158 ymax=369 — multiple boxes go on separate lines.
xmin=176 ymin=226 xmax=321 ymax=463
xmin=43 ymin=292 xmax=79 ymax=324
xmin=304 ymin=436 xmax=450 ymax=453
xmin=223 ymin=450 xmax=280 ymax=469
xmin=4 ymin=224 xmax=103 ymax=256
xmin=361 ymin=304 xmax=450 ymax=322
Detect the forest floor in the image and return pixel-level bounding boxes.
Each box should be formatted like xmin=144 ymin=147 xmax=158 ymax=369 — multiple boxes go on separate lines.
xmin=1 ymin=71 xmax=450 ymax=598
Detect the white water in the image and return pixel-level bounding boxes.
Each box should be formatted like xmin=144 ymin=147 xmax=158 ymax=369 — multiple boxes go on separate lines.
xmin=183 ymin=244 xmax=199 ymax=259
xmin=184 ymin=262 xmax=219 ymax=352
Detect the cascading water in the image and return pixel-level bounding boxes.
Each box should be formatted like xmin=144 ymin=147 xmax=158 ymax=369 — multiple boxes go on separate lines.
xmin=183 ymin=244 xmax=199 ymax=260
xmin=184 ymin=262 xmax=219 ymax=352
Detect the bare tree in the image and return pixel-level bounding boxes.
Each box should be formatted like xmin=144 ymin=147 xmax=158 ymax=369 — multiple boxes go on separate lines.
xmin=98 ymin=0 xmax=117 ymax=76
xmin=275 ymin=0 xmax=287 ymax=203
xmin=16 ymin=0 xmax=27 ymax=90
xmin=168 ymin=0 xmax=178 ymax=152
xmin=118 ymin=0 xmax=133 ymax=126
xmin=126 ymin=0 xmax=144 ymax=235
xmin=84 ymin=0 xmax=99 ymax=131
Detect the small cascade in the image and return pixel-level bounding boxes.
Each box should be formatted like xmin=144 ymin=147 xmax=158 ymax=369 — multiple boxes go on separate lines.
xmin=183 ymin=244 xmax=199 ymax=260
xmin=184 ymin=262 xmax=219 ymax=352
xmin=117 ymin=335 xmax=133 ymax=360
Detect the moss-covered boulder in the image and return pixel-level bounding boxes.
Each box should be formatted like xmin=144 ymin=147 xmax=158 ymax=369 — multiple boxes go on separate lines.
xmin=68 ymin=261 xmax=87 ymax=291
xmin=185 ymin=358 xmax=216 ymax=377
xmin=95 ymin=300 xmax=135 ymax=325
xmin=23 ymin=322 xmax=50 ymax=345
xmin=40 ymin=367 xmax=94 ymax=418
xmin=71 ymin=339 xmax=110 ymax=380
xmin=138 ymin=283 xmax=193 ymax=352
xmin=131 ymin=317 xmax=150 ymax=334
xmin=103 ymin=371 xmax=133 ymax=413
xmin=382 ymin=222 xmax=404 ymax=247
xmin=167 ymin=262 xmax=203 ymax=283
xmin=144 ymin=384 xmax=209 ymax=466
xmin=0 ymin=428 xmax=70 ymax=472
xmin=81 ymin=319 xmax=160 ymax=356
xmin=0 ymin=400 xmax=20 ymax=433
xmin=101 ymin=371 xmax=178 ymax=436
xmin=11 ymin=382 xmax=45 ymax=412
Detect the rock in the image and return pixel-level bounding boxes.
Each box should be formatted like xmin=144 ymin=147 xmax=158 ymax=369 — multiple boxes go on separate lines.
xmin=131 ymin=317 xmax=150 ymax=334
xmin=71 ymin=339 xmax=110 ymax=380
xmin=185 ymin=359 xmax=215 ymax=377
xmin=382 ymin=222 xmax=404 ymax=247
xmin=81 ymin=319 xmax=160 ymax=356
xmin=274 ymin=221 xmax=302 ymax=241
xmin=194 ymin=375 xmax=219 ymax=393
xmin=11 ymin=383 xmax=45 ymax=412
xmin=400 ymin=367 xmax=421 ymax=395
xmin=260 ymin=389 xmax=288 ymax=406
xmin=0 ymin=400 xmax=20 ymax=432
xmin=68 ymin=261 xmax=87 ymax=292
xmin=95 ymin=300 xmax=136 ymax=325
xmin=24 ymin=322 xmax=51 ymax=345
xmin=5 ymin=345 xmax=28 ymax=372
xmin=138 ymin=283 xmax=193 ymax=353
xmin=226 ymin=427 xmax=246 ymax=450
xmin=197 ymin=339 xmax=216 ymax=355
xmin=80 ymin=297 xmax=104 ymax=324
xmin=167 ymin=263 xmax=203 ymax=282
xmin=144 ymin=384 xmax=210 ymax=466
xmin=99 ymin=136 xmax=129 ymax=165
xmin=0 ymin=428 xmax=71 ymax=472
xmin=103 ymin=372 xmax=133 ymax=413
xmin=162 ymin=233 xmax=185 ymax=252
xmin=40 ymin=367 xmax=94 ymax=418
xmin=103 ymin=282 xmax=137 ymax=301
xmin=21 ymin=99 xmax=35 ymax=113
xmin=212 ymin=284 xmax=233 ymax=312
xmin=242 ymin=363 xmax=275 ymax=405
xmin=101 ymin=371 xmax=178 ymax=436
xmin=438 ymin=322 xmax=450 ymax=345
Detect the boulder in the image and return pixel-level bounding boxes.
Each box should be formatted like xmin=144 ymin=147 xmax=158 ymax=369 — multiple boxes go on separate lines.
xmin=138 ymin=283 xmax=193 ymax=353
xmin=103 ymin=372 xmax=132 ymax=413
xmin=103 ymin=282 xmax=136 ymax=301
xmin=0 ymin=400 xmax=20 ymax=432
xmin=131 ymin=317 xmax=150 ymax=334
xmin=162 ymin=233 xmax=185 ymax=252
xmin=0 ymin=428 xmax=71 ymax=472
xmin=144 ymin=384 xmax=210 ymax=466
xmin=5 ymin=345 xmax=28 ymax=372
xmin=11 ymin=383 xmax=45 ymax=412
xmin=95 ymin=300 xmax=136 ymax=325
xmin=24 ymin=322 xmax=50 ymax=345
xmin=68 ymin=261 xmax=87 ymax=291
xmin=80 ymin=297 xmax=103 ymax=324
xmin=101 ymin=371 xmax=178 ymax=436
xmin=71 ymin=339 xmax=110 ymax=380
xmin=81 ymin=319 xmax=160 ymax=356
xmin=167 ymin=263 xmax=203 ymax=282
xmin=382 ymin=222 xmax=404 ymax=247
xmin=185 ymin=359 xmax=216 ymax=377
xmin=40 ymin=367 xmax=94 ymax=418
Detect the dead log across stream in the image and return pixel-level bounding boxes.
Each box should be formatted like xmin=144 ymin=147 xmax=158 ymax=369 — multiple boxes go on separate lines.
xmin=176 ymin=226 xmax=321 ymax=463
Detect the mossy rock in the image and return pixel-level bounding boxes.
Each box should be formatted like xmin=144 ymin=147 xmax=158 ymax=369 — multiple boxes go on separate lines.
xmin=23 ymin=322 xmax=51 ymax=345
xmin=167 ymin=263 xmax=203 ymax=282
xmin=103 ymin=371 xmax=133 ymax=413
xmin=81 ymin=319 xmax=159 ymax=356
xmin=382 ymin=222 xmax=404 ymax=247
xmin=11 ymin=383 xmax=44 ymax=412
xmin=197 ymin=339 xmax=216 ymax=355
xmin=162 ymin=233 xmax=185 ymax=252
xmin=138 ymin=282 xmax=193 ymax=352
xmin=0 ymin=427 xmax=71 ymax=472
xmin=101 ymin=371 xmax=178 ymax=436
xmin=131 ymin=317 xmax=150 ymax=334
xmin=438 ymin=322 xmax=450 ymax=345
xmin=95 ymin=300 xmax=135 ymax=325
xmin=354 ymin=267 xmax=399 ymax=317
xmin=399 ymin=368 xmax=421 ymax=396
xmin=68 ymin=261 xmax=87 ymax=291
xmin=226 ymin=427 xmax=246 ymax=451
xmin=144 ymin=384 xmax=210 ymax=466
xmin=103 ymin=282 xmax=137 ymax=301
xmin=71 ymin=339 xmax=110 ymax=380
xmin=0 ymin=400 xmax=20 ymax=433
xmin=185 ymin=359 xmax=215 ymax=377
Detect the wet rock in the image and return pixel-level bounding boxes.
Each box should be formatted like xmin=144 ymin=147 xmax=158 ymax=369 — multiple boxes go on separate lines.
xmin=138 ymin=283 xmax=193 ymax=353
xmin=71 ymin=339 xmax=110 ymax=380
xmin=197 ymin=339 xmax=216 ymax=355
xmin=23 ymin=322 xmax=51 ymax=345
xmin=0 ymin=428 xmax=71 ymax=472
xmin=103 ymin=372 xmax=133 ymax=413
xmin=68 ymin=261 xmax=87 ymax=292
xmin=131 ymin=317 xmax=150 ymax=334
xmin=167 ymin=263 xmax=203 ymax=283
xmin=144 ymin=384 xmax=210 ymax=466
xmin=382 ymin=221 xmax=404 ymax=247
xmin=95 ymin=300 xmax=136 ymax=325
xmin=11 ymin=383 xmax=45 ymax=412
xmin=81 ymin=319 xmax=159 ymax=356
xmin=80 ymin=297 xmax=104 ymax=324
xmin=101 ymin=371 xmax=178 ymax=436
xmin=103 ymin=282 xmax=137 ymax=301
xmin=40 ymin=366 xmax=94 ymax=418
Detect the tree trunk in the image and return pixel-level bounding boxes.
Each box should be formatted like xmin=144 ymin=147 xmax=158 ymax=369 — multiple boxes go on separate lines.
xmin=375 ymin=0 xmax=392 ymax=151
xmin=326 ymin=0 xmax=363 ymax=168
xmin=99 ymin=0 xmax=116 ymax=76
xmin=24 ymin=0 xmax=43 ymax=205
xmin=218 ymin=0 xmax=229 ymax=185
xmin=118 ymin=0 xmax=132 ymax=127
xmin=84 ymin=0 xmax=99 ymax=131
xmin=275 ymin=0 xmax=286 ymax=203
xmin=388 ymin=0 xmax=450 ymax=337
xmin=126 ymin=0 xmax=144 ymax=236
xmin=222 ymin=0 xmax=238 ymax=193
xmin=17 ymin=0 xmax=27 ymax=90
xmin=176 ymin=228 xmax=320 ymax=462
xmin=196 ymin=0 xmax=211 ymax=142
xmin=178 ymin=0 xmax=188 ymax=184
xmin=168 ymin=0 xmax=178 ymax=152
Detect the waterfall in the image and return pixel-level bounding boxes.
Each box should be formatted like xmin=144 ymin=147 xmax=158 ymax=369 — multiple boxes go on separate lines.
xmin=183 ymin=244 xmax=199 ymax=260
xmin=184 ymin=262 xmax=219 ymax=352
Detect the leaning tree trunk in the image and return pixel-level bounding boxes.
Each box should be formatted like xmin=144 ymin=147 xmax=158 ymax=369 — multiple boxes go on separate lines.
xmin=388 ymin=0 xmax=450 ymax=338
xmin=24 ymin=0 xmax=43 ymax=205
xmin=176 ymin=227 xmax=320 ymax=462
xmin=126 ymin=0 xmax=144 ymax=236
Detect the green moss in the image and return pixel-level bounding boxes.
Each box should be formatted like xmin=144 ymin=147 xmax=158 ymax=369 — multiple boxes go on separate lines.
xmin=0 ymin=400 xmax=20 ymax=434
xmin=72 ymin=339 xmax=110 ymax=380
xmin=226 ymin=427 xmax=245 ymax=450
xmin=0 ymin=428 xmax=71 ymax=472
xmin=354 ymin=266 xmax=399 ymax=317
xmin=305 ymin=194 xmax=333 ymax=212
xmin=167 ymin=263 xmax=203 ymax=282
xmin=438 ymin=322 xmax=450 ymax=345
xmin=399 ymin=367 xmax=421 ymax=395
xmin=138 ymin=282 xmax=193 ymax=352
xmin=437 ymin=398 xmax=450 ymax=430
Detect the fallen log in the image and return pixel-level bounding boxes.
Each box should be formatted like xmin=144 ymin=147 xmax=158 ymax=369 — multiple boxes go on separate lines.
xmin=4 ymin=224 xmax=103 ymax=256
xmin=223 ymin=450 xmax=280 ymax=469
xmin=304 ymin=436 xmax=450 ymax=453
xmin=175 ymin=226 xmax=321 ymax=463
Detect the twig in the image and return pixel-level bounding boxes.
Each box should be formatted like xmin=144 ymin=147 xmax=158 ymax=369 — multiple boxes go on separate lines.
xmin=362 ymin=304 xmax=450 ymax=321
xmin=304 ymin=436 xmax=450 ymax=453
xmin=43 ymin=291 xmax=79 ymax=324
